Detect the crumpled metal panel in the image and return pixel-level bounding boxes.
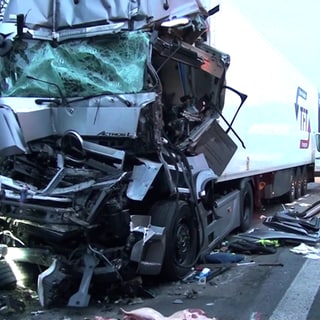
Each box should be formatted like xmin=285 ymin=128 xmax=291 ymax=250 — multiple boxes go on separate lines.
xmin=56 ymin=1 xmax=130 ymax=28
xmin=0 ymin=97 xmax=54 ymax=143
xmin=0 ymin=104 xmax=26 ymax=156
xmin=126 ymin=158 xmax=163 ymax=201
xmin=52 ymin=92 xmax=156 ymax=138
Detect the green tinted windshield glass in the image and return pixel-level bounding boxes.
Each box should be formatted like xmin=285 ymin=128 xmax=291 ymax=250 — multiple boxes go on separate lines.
xmin=0 ymin=31 xmax=149 ymax=97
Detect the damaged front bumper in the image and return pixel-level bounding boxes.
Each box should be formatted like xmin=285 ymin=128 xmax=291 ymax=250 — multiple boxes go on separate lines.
xmin=1 ymin=216 xmax=165 ymax=308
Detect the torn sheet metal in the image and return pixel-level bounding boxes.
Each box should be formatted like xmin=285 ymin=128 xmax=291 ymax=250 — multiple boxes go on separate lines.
xmin=0 ymin=105 xmax=27 ymax=156
xmin=127 ymin=159 xmax=162 ymax=201
xmin=301 ymin=200 xmax=320 ymax=218
xmin=262 ymin=210 xmax=320 ymax=236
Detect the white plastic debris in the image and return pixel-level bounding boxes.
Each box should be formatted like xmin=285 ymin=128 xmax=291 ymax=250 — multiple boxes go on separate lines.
xmin=290 ymin=243 xmax=320 ymax=257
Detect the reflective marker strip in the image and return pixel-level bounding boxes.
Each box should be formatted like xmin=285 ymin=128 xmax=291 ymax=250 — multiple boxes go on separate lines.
xmin=269 ymin=258 xmax=320 ymax=320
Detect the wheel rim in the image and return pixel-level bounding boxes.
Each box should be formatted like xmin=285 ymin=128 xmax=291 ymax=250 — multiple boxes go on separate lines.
xmin=175 ymin=220 xmax=192 ymax=264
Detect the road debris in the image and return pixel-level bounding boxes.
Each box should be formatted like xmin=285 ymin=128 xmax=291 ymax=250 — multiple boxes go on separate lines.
xmin=263 ymin=210 xmax=320 ymax=236
xmin=227 ymin=237 xmax=279 ymax=254
xmin=205 ymin=252 xmax=245 ymax=263
xmin=199 ymin=262 xmax=284 ymax=270
xmin=290 ymin=243 xmax=320 ymax=259
xmin=30 ymin=310 xmax=45 ymax=316
xmin=121 ymin=307 xmax=217 ymax=320
xmin=172 ymin=299 xmax=184 ymax=304
xmin=0 ymin=294 xmax=25 ymax=315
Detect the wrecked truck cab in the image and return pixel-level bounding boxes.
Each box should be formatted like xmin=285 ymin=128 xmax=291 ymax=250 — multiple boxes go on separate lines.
xmin=0 ymin=0 xmax=240 ymax=308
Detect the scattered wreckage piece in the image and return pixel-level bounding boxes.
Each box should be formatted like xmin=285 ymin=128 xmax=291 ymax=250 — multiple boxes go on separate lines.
xmin=121 ymin=307 xmax=217 ymax=320
xmin=182 ymin=251 xmax=283 ymax=284
xmin=227 ymin=237 xmax=279 ymax=255
xmin=204 ymin=251 xmax=244 ymax=263
xmin=262 ymin=210 xmax=320 ymax=236
xmin=0 ymin=244 xmax=17 ymax=289
xmin=290 ymin=243 xmax=320 ymax=259
xmin=206 ymin=261 xmax=284 ymax=268
xmin=0 ymin=258 xmax=16 ymax=290
xmin=0 ymin=293 xmax=25 ymax=316
xmin=233 ymin=228 xmax=320 ymax=246
xmin=299 ymin=200 xmax=320 ymax=219
xmin=230 ymin=207 xmax=320 ymax=251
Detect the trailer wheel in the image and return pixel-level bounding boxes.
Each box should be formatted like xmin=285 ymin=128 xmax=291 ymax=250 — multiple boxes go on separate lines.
xmin=295 ymin=168 xmax=302 ymax=199
xmin=151 ymin=200 xmax=198 ymax=280
xmin=295 ymin=177 xmax=302 ymax=199
xmin=239 ymin=180 xmax=254 ymax=232
xmin=0 ymin=259 xmax=17 ymax=289
xmin=283 ymin=176 xmax=296 ymax=203
xmin=301 ymin=168 xmax=308 ymax=195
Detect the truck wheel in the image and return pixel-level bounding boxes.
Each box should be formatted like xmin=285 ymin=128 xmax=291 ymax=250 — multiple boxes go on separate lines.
xmin=151 ymin=200 xmax=199 ymax=280
xmin=0 ymin=259 xmax=17 ymax=289
xmin=239 ymin=180 xmax=254 ymax=232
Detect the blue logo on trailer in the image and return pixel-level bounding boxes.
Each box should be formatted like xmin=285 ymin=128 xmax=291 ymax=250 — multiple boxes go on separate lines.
xmin=295 ymin=86 xmax=310 ymax=149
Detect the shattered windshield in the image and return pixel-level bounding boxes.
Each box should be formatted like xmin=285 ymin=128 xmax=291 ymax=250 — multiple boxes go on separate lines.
xmin=0 ymin=31 xmax=149 ymax=97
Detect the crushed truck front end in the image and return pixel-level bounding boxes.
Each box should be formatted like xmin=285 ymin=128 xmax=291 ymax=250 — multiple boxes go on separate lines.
xmin=0 ymin=0 xmax=240 ymax=308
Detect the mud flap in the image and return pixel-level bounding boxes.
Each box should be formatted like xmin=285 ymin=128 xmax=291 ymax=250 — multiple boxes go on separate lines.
xmin=129 ymin=216 xmax=166 ymax=275
xmin=38 ymin=254 xmax=99 ymax=308
xmin=38 ymin=258 xmax=73 ymax=308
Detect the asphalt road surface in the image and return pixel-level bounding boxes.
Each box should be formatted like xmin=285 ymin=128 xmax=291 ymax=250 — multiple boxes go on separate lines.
xmin=1 ymin=181 xmax=320 ymax=320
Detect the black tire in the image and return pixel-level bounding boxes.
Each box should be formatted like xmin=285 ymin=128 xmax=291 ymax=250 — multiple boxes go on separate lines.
xmin=301 ymin=168 xmax=308 ymax=196
xmin=239 ymin=180 xmax=254 ymax=232
xmin=151 ymin=200 xmax=199 ymax=281
xmin=0 ymin=259 xmax=17 ymax=289
xmin=295 ymin=169 xmax=302 ymax=199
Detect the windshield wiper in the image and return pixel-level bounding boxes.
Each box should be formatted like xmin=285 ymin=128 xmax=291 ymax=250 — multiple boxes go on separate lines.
xmin=26 ymin=75 xmax=68 ymax=106
xmin=27 ymin=75 xmax=133 ymax=107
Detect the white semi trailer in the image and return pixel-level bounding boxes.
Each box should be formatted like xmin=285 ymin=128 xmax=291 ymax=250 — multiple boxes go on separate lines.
xmin=207 ymin=0 xmax=319 ymax=207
